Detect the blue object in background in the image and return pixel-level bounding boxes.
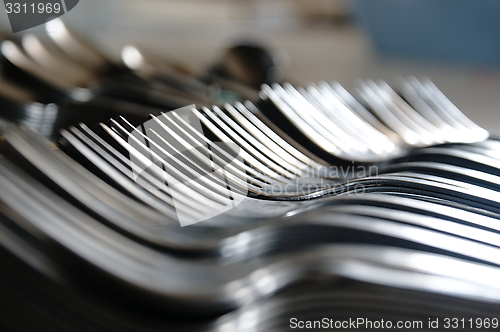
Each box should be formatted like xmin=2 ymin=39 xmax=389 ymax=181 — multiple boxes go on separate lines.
xmin=354 ymin=0 xmax=500 ymax=65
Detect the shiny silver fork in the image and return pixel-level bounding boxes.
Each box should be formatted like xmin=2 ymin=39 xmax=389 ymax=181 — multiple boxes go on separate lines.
xmin=259 ymin=78 xmax=489 ymax=163
xmin=356 ymin=78 xmax=490 ymax=144
xmin=396 ymin=76 xmax=489 ymax=142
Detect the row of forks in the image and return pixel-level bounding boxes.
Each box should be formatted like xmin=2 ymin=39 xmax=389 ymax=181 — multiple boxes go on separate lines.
xmin=0 ymin=19 xmax=499 ymax=332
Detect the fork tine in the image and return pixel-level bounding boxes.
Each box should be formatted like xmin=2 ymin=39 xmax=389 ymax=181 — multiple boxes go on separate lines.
xmin=200 ymin=106 xmax=299 ymax=179
xmin=108 ymin=118 xmax=242 ymax=204
xmin=116 ymin=115 xmax=245 ymax=193
xmin=164 ymin=111 xmax=279 ymax=185
xmin=354 ymin=79 xmax=422 ymax=145
xmin=395 ymin=77 xmax=463 ymax=142
xmin=211 ymin=104 xmax=307 ymax=176
xmin=76 ymin=123 xmax=215 ymax=216
xmin=261 ymin=84 xmax=343 ymax=156
xmin=121 ymin=115 xmax=266 ymax=190
xmin=303 ymin=84 xmax=392 ymax=155
xmin=409 ymin=77 xmax=489 ymax=142
xmin=421 ymin=77 xmax=489 ymax=141
xmin=329 ymin=81 xmax=401 ymax=142
xmin=191 ymin=107 xmax=293 ymax=182
xmin=144 ymin=115 xmax=265 ymax=195
xmin=146 ymin=127 xmax=255 ymax=197
xmin=273 ymin=83 xmax=359 ymax=154
xmin=238 ymin=101 xmax=328 ymax=170
xmin=313 ymin=82 xmax=393 ymax=148
xmin=375 ymin=80 xmax=446 ymax=143
xmin=224 ymin=103 xmax=319 ymax=174
xmin=100 ymin=122 xmax=234 ymax=209
xmin=362 ymin=79 xmax=436 ymax=143
xmin=61 ymin=127 xmax=208 ymax=221
xmin=406 ymin=77 xmax=470 ymax=132
xmin=286 ymin=83 xmax=373 ymax=154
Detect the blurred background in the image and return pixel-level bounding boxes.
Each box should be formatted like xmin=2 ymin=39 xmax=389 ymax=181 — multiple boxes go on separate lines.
xmin=1 ymin=0 xmax=500 ymax=133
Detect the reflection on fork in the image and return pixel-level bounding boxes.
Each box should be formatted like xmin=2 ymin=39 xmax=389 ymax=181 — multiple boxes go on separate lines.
xmin=1 ymin=18 xmax=500 ymax=332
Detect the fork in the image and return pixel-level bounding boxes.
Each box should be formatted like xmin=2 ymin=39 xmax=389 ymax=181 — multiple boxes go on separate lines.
xmin=257 ymin=78 xmax=489 ymax=164
xmin=5 ymin=135 xmax=500 ymax=320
